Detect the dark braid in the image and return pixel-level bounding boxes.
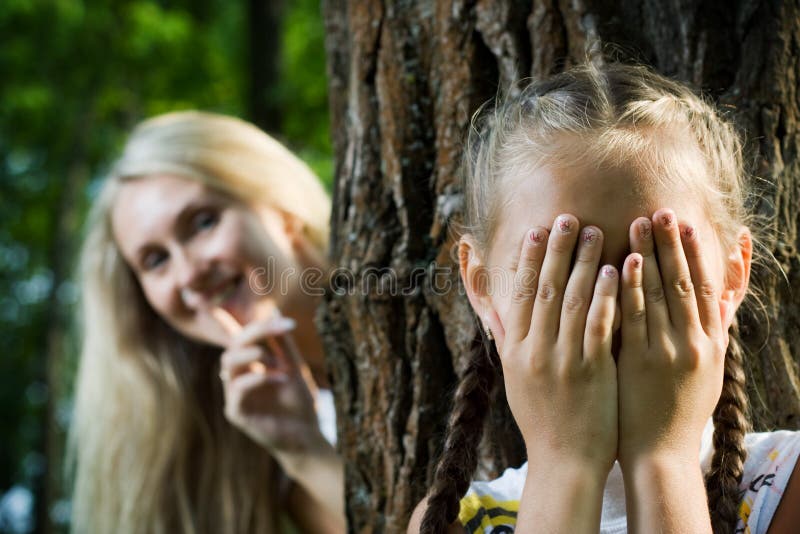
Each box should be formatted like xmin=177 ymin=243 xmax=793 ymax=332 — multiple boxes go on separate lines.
xmin=706 ymin=320 xmax=751 ymax=533
xmin=420 ymin=328 xmax=497 ymax=533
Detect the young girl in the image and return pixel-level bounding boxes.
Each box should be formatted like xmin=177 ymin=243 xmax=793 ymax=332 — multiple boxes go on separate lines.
xmin=69 ymin=111 xmax=343 ymax=533
xmin=408 ymin=63 xmax=800 ymax=533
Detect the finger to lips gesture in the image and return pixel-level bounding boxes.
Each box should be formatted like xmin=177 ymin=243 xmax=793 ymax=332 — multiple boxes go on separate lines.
xmin=216 ymin=309 xmax=320 ymax=453
xmin=499 ymin=214 xmax=618 ymax=472
xmin=618 ymin=208 xmax=726 ymax=465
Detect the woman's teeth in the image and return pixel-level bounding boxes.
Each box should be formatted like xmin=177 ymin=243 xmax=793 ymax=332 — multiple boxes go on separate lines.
xmin=210 ymin=279 xmax=239 ymax=307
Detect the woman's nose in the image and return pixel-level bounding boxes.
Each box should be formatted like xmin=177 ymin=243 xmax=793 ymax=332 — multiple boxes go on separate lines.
xmin=173 ymin=247 xmax=212 ymax=290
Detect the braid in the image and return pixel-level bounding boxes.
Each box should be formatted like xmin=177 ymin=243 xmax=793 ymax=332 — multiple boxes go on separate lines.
xmin=706 ymin=320 xmax=751 ymax=533
xmin=420 ymin=328 xmax=497 ymax=533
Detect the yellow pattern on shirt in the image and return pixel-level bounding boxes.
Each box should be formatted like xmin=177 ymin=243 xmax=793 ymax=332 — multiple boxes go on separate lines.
xmin=459 ymin=493 xmax=519 ymax=533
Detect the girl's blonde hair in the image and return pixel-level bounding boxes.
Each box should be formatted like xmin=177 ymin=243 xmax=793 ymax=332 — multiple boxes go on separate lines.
xmin=68 ymin=111 xmax=330 ymax=534
xmin=422 ymin=63 xmax=761 ymax=534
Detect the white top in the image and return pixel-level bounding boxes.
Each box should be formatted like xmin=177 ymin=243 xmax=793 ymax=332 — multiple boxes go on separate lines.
xmin=316 ymin=388 xmax=337 ymax=446
xmin=459 ymin=419 xmax=800 ymax=533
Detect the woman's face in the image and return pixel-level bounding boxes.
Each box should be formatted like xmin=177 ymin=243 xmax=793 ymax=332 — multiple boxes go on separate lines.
xmin=112 ymin=174 xmax=298 ymax=347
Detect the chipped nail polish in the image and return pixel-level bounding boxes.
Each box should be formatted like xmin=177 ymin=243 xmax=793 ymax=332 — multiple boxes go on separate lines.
xmin=660 ymin=212 xmax=674 ymax=227
xmin=602 ymin=265 xmax=617 ymax=278
xmin=557 ymin=216 xmax=572 ymax=232
xmin=682 ymin=225 xmax=695 ymax=239
xmin=583 ymin=228 xmax=596 ymax=243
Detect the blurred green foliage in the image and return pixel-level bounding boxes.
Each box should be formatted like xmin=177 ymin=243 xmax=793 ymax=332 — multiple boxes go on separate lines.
xmin=0 ymin=0 xmax=331 ymax=531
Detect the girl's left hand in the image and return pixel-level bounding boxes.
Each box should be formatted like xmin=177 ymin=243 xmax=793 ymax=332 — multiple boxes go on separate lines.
xmin=219 ymin=315 xmax=327 ymax=456
xmin=617 ymin=208 xmax=726 ymax=468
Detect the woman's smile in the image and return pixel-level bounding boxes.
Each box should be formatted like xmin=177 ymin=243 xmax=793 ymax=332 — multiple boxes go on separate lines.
xmin=111 ymin=173 xmax=294 ymax=346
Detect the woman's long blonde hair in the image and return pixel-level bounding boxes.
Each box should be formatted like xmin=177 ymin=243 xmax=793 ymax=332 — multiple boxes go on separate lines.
xmin=68 ymin=111 xmax=330 ymax=534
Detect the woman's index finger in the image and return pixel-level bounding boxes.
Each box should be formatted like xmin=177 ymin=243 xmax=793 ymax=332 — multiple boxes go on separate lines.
xmin=232 ymin=315 xmax=297 ymax=349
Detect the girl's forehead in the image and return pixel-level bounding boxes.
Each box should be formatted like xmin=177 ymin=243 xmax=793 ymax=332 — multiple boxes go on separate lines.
xmin=491 ymin=164 xmax=709 ymax=266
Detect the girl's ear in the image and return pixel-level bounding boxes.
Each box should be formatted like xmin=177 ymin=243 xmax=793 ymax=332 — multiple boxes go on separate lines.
xmin=719 ymin=227 xmax=753 ymax=331
xmin=459 ymin=235 xmax=494 ymax=326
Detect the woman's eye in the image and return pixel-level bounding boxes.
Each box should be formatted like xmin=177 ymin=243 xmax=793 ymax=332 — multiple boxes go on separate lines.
xmin=192 ymin=209 xmax=219 ymax=232
xmin=142 ymin=250 xmax=167 ymax=271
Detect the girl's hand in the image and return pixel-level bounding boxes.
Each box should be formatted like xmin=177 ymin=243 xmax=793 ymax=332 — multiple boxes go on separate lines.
xmin=218 ymin=313 xmax=326 ymax=455
xmin=495 ymin=214 xmax=619 ymax=474
xmin=617 ymin=208 xmax=726 ymax=468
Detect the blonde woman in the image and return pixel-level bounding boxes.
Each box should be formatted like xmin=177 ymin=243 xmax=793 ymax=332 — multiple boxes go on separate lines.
xmin=69 ymin=111 xmax=344 ymax=534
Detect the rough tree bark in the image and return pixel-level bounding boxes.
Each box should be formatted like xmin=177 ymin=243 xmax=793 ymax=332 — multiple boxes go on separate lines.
xmin=318 ymin=1 xmax=800 ymax=531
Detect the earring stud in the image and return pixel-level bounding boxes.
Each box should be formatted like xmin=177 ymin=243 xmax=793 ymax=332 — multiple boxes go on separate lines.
xmin=484 ymin=323 xmax=494 ymax=341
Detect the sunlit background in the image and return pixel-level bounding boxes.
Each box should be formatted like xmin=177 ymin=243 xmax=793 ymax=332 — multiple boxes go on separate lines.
xmin=0 ymin=1 xmax=331 ymax=531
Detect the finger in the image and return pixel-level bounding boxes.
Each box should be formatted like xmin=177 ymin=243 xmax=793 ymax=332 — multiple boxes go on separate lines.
xmin=620 ymin=253 xmax=647 ymax=348
xmin=651 ymin=209 xmax=700 ymax=328
xmin=222 ymin=346 xmax=283 ymax=381
xmin=532 ymin=214 xmax=580 ymax=340
xmin=679 ymin=222 xmax=721 ymax=336
xmin=583 ymin=265 xmax=619 ymax=361
xmin=211 ymin=307 xmax=243 ymax=345
xmin=276 ymin=334 xmax=318 ymax=399
xmin=506 ymin=227 xmax=549 ymax=342
xmin=230 ymin=316 xmax=297 ymax=349
xmin=560 ymin=226 xmax=604 ymax=345
xmin=224 ymin=372 xmax=288 ymax=420
xmin=629 ymin=216 xmax=670 ymax=337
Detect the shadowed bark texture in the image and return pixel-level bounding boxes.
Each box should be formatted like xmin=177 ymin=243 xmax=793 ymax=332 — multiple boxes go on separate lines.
xmin=318 ymin=1 xmax=800 ymax=531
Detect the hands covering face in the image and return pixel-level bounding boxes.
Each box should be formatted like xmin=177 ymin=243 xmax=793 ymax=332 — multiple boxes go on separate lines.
xmin=486 ymin=208 xmax=727 ymax=472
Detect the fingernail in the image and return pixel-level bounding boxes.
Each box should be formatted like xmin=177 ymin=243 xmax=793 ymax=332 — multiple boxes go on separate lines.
xmin=660 ymin=211 xmax=674 ymax=227
xmin=529 ymin=228 xmax=543 ymax=243
xmin=682 ymin=225 xmax=695 ymax=239
xmin=583 ymin=228 xmax=597 ymax=243
xmin=601 ymin=265 xmax=617 ymax=278
xmin=631 ymin=256 xmax=642 ymax=269
xmin=277 ymin=317 xmax=296 ymax=330
xmin=639 ymin=220 xmax=652 ymax=239
xmin=557 ymin=215 xmax=572 ymax=233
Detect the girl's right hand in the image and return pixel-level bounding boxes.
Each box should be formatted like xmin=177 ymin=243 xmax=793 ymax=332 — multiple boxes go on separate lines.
xmin=495 ymin=214 xmax=619 ymax=475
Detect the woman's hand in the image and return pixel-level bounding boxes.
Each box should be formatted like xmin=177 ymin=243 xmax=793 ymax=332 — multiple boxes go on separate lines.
xmin=617 ymin=208 xmax=726 ymax=466
xmin=491 ymin=214 xmax=619 ymax=533
xmin=617 ymin=208 xmax=723 ymax=534
xmin=217 ymin=311 xmax=345 ymax=529
xmin=218 ymin=314 xmax=326 ymax=456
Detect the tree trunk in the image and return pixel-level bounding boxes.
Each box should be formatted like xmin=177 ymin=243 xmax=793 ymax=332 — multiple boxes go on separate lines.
xmin=319 ymin=1 xmax=800 ymax=531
